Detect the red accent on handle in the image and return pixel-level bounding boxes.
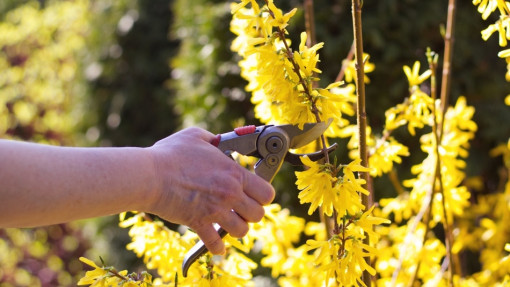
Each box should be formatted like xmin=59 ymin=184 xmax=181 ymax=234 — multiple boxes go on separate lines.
xmin=211 ymin=134 xmax=221 ymax=147
xmin=234 ymin=125 xmax=256 ymax=136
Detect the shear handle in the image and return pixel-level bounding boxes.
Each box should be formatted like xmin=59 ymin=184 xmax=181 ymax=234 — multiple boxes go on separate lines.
xmin=182 ymin=225 xmax=227 ymax=278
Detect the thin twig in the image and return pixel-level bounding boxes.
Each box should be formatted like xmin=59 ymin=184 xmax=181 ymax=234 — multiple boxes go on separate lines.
xmin=438 ymin=0 xmax=456 ymax=139
xmin=107 ymin=268 xmax=131 ymax=282
xmin=351 ymin=0 xmax=372 ymax=285
xmin=390 ymin=188 xmax=433 ymax=285
xmin=388 ymin=169 xmax=405 ymax=195
xmin=408 ymin=49 xmax=441 ymax=287
xmin=438 ymin=0 xmax=460 ymax=283
xmin=304 ymin=0 xmax=317 ymax=49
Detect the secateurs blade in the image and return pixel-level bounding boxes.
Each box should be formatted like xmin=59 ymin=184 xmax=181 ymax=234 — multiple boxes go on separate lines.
xmin=182 ymin=119 xmax=337 ymax=277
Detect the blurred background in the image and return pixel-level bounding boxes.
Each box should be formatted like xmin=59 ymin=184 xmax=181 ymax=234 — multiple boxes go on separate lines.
xmin=0 ymin=0 xmax=508 ymax=286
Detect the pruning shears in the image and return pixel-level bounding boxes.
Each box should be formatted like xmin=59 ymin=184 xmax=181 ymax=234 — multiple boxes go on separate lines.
xmin=182 ymin=120 xmax=337 ymax=277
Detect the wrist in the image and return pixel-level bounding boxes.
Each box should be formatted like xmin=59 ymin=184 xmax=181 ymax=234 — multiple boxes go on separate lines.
xmin=133 ymin=147 xmax=163 ymax=214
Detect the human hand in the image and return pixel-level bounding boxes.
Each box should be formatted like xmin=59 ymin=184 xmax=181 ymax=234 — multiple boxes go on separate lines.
xmin=145 ymin=127 xmax=275 ymax=255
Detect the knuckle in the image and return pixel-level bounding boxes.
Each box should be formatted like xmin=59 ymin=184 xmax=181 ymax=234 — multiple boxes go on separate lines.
xmin=213 ymin=174 xmax=241 ymax=201
xmin=185 ymin=126 xmax=204 ymax=135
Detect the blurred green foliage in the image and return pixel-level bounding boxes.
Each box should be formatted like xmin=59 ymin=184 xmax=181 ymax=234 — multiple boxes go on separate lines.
xmin=86 ymin=0 xmax=179 ymax=147
xmin=1 ymin=0 xmax=509 ymax=285
xmin=170 ymin=0 xmax=255 ymax=133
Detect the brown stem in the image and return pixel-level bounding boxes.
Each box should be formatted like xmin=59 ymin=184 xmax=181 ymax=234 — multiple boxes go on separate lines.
xmin=408 ymin=49 xmax=441 ymax=287
xmin=351 ymin=0 xmax=369 ymax=203
xmin=304 ymin=0 xmax=317 ymax=49
xmin=438 ymin=0 xmax=456 ymax=140
xmin=438 ymin=0 xmax=459 ymax=283
xmin=388 ymin=168 xmax=405 ymax=195
xmin=108 ymin=268 xmax=131 ymax=282
xmin=351 ymin=0 xmax=372 ymax=285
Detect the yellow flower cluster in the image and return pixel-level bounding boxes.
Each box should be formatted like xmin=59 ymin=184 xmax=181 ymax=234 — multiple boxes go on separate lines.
xmin=248 ymin=204 xmax=322 ymax=284
xmin=117 ymin=213 xmax=258 ymax=286
xmin=403 ymin=96 xmax=476 ymax=224
xmin=370 ymin=55 xmax=510 ymax=285
xmin=375 ymin=223 xmax=447 ymax=286
xmin=306 ymin=207 xmax=389 ymax=287
xmin=343 ymin=61 xmax=431 ymax=178
xmin=118 ymin=213 xmax=190 ymax=282
xmin=108 ymin=205 xmax=336 ymax=286
xmin=386 ymin=61 xmax=434 ymax=135
xmin=474 ymin=0 xmax=510 ymax=81
xmin=296 ymin=157 xmax=369 ymax=219
xmin=462 ymin=118 xmax=510 ymax=285
xmin=469 ymin=5 xmax=510 ymax=283
xmin=230 ymin=1 xmax=390 ymax=285
xmin=230 ymin=0 xmax=355 ymax=132
xmin=78 ymin=257 xmax=155 ymax=287
xmin=294 ymin=148 xmax=392 ymax=286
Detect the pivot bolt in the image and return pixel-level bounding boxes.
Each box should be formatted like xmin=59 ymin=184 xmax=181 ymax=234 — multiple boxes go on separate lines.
xmin=266 ymin=154 xmax=279 ymax=166
xmin=266 ymin=136 xmax=283 ymax=153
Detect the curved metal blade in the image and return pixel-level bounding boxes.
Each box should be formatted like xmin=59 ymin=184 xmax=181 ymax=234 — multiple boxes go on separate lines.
xmin=284 ymin=143 xmax=338 ymax=166
xmin=182 ymin=225 xmax=227 ymax=277
xmin=278 ymin=118 xmax=332 ymax=149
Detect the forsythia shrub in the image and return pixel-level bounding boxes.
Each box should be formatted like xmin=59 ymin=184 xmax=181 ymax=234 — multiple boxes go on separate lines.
xmin=78 ymin=0 xmax=510 ymax=286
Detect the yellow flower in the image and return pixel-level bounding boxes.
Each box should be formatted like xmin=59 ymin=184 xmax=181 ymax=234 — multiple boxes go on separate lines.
xmin=342 ymin=53 xmax=375 ymax=84
xmin=319 ymin=83 xmax=357 ymax=138
xmin=296 ymin=156 xmax=337 ymax=216
xmin=220 ymin=251 xmax=257 ymax=281
xmin=267 ymin=0 xmax=297 ymax=29
xmin=403 ymin=61 xmax=432 ymax=87
xmin=379 ymin=193 xmax=413 ymax=224
xmin=251 ymin=204 xmax=306 ymax=278
xmin=342 ymin=158 xmax=371 ymax=195
xmin=473 ymin=0 xmax=510 ymax=20
xmin=385 ymin=88 xmax=434 ymax=135
xmin=306 ymin=235 xmax=379 ymax=286
xmin=369 ymin=137 xmax=410 ymax=177
xmin=231 ymin=0 xmax=257 ymax=14
xmin=231 ymin=0 xmax=356 ymax=130
xmin=355 ymin=206 xmax=391 ymax=244
xmin=77 ymin=257 xmax=109 ymax=286
xmin=295 ymin=32 xmax=324 ymax=78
